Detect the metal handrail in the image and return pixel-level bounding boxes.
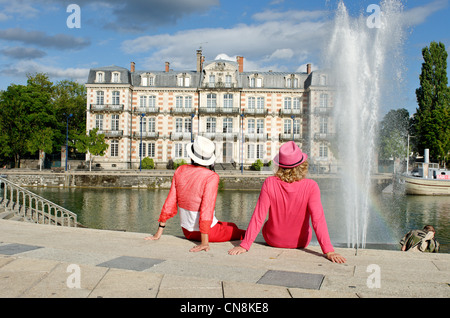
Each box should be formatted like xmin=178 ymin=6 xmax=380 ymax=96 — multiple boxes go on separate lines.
xmin=0 ymin=177 xmax=78 ymax=227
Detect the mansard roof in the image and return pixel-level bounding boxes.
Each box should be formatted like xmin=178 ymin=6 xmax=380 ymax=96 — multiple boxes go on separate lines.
xmin=131 ymin=70 xmax=201 ymax=88
xmin=86 ymin=64 xmax=321 ymax=89
xmin=86 ymin=65 xmax=131 ymax=85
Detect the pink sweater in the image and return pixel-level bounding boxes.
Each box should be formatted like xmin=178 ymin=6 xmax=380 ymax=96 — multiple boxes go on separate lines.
xmin=240 ymin=176 xmax=334 ymax=254
xmin=158 ymin=165 xmax=219 ymax=234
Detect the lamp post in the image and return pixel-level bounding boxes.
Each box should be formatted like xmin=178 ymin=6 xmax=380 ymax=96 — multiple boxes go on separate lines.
xmin=240 ymin=112 xmax=244 ymax=174
xmin=140 ymin=113 xmax=145 ymax=171
xmin=291 ymin=115 xmax=295 ymax=142
xmin=191 ymin=113 xmax=195 ymax=142
xmin=65 ymin=113 xmax=73 ymax=172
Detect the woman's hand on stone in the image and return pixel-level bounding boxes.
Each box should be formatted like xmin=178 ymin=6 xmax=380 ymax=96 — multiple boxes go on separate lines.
xmin=144 ymin=227 xmax=164 ymax=241
xmin=326 ymin=251 xmax=346 ymax=263
xmin=190 ymin=244 xmax=210 ymax=252
xmin=228 ymin=246 xmax=247 ymax=255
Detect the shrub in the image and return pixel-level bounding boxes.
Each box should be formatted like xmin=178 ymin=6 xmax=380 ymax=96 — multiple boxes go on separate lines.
xmin=251 ymin=159 xmax=264 ymax=171
xmin=141 ymin=157 xmax=155 ymax=169
xmin=173 ymin=159 xmax=187 ymax=169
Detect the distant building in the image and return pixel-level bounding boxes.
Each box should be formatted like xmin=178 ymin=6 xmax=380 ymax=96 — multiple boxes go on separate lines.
xmin=85 ymin=50 xmax=335 ymax=170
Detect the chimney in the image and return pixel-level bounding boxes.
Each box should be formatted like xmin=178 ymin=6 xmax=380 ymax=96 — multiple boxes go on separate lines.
xmin=165 ymin=61 xmax=170 ymax=72
xmin=130 ymin=62 xmax=135 ymax=73
xmin=197 ymin=49 xmax=203 ymax=73
xmin=307 ymin=63 xmax=312 ymax=75
xmin=237 ymin=56 xmax=244 ymax=73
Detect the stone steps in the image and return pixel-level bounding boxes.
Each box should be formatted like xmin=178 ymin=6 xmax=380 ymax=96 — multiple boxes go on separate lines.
xmin=0 ymin=209 xmax=24 ymax=221
xmin=0 ymin=210 xmax=15 ymax=219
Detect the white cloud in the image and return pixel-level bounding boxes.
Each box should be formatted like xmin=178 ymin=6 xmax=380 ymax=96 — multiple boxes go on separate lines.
xmin=120 ymin=1 xmax=446 ymax=74
xmin=0 ymin=0 xmax=40 ymax=19
xmin=122 ymin=10 xmax=330 ymax=72
xmin=0 ymin=12 xmax=9 ymax=22
xmin=0 ymin=28 xmax=91 ymax=50
xmin=2 ymin=60 xmax=89 ymax=82
xmin=214 ymin=53 xmax=236 ymax=61
xmin=401 ymin=0 xmax=448 ymax=26
xmin=296 ymin=62 xmax=318 ymax=73
xmin=0 ymin=46 xmax=46 ymax=59
xmin=252 ymin=9 xmax=328 ymax=22
xmin=267 ymin=48 xmax=294 ymax=61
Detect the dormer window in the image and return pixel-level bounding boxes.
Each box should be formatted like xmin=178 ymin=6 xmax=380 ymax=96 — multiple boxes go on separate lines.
xmin=249 ymin=74 xmax=263 ymax=88
xmin=177 ymin=73 xmax=191 ymax=87
xmin=285 ymin=74 xmax=299 ymax=88
xmin=96 ymin=72 xmax=104 ymax=83
xmin=112 ymin=72 xmax=120 ymax=83
xmin=141 ymin=73 xmax=155 ymax=86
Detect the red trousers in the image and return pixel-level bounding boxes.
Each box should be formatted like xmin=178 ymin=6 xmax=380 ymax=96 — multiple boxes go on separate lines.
xmin=182 ymin=221 xmax=246 ymax=242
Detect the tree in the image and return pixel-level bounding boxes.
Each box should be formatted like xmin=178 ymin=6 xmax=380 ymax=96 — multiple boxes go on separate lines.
xmin=414 ymin=41 xmax=450 ymax=164
xmin=378 ymin=108 xmax=410 ymax=160
xmin=53 ymin=80 xmax=87 ymax=149
xmin=74 ymin=128 xmax=109 ymax=171
xmin=0 ymin=84 xmax=29 ymax=167
xmin=25 ymin=74 xmax=59 ymax=161
xmin=0 ymin=75 xmax=57 ymax=167
xmin=26 ymin=127 xmax=54 ymax=171
xmin=0 ymin=73 xmax=87 ymax=168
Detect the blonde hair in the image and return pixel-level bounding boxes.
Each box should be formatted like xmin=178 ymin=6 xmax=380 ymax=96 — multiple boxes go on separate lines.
xmin=275 ymin=161 xmax=309 ymax=183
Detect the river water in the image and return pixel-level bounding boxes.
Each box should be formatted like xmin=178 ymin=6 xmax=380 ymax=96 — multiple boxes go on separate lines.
xmin=29 ymin=186 xmax=449 ymax=253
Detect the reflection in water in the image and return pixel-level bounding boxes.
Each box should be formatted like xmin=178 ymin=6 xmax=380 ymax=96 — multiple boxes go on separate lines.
xmin=29 ymin=187 xmax=449 ymax=253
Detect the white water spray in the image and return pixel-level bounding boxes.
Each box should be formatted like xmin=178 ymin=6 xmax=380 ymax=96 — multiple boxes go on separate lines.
xmin=324 ymin=0 xmax=405 ymax=249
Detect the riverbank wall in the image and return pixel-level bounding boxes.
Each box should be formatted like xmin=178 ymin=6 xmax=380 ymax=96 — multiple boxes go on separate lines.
xmin=0 ymin=169 xmax=393 ymax=192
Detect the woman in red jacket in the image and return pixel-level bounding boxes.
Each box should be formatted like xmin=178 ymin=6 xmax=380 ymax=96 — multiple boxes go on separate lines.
xmin=228 ymin=141 xmax=346 ymax=263
xmin=145 ymin=136 xmax=245 ymax=252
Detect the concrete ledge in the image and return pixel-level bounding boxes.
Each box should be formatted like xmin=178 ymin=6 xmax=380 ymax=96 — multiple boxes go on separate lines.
xmin=1 ymin=170 xmax=392 ymax=191
xmin=0 ymin=219 xmax=449 ymax=301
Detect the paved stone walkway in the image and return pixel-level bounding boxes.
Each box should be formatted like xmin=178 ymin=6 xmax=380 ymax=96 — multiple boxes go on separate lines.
xmin=0 ymin=219 xmax=449 ymax=303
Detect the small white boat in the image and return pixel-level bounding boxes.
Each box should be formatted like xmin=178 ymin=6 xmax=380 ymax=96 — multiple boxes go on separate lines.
xmin=403 ymin=162 xmax=450 ymax=196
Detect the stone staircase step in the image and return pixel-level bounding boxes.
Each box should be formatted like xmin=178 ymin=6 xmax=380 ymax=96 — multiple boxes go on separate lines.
xmin=9 ymin=215 xmax=23 ymax=221
xmin=0 ymin=211 xmax=15 ymax=219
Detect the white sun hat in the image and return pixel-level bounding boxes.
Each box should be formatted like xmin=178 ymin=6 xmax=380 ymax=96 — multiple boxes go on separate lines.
xmin=186 ymin=136 xmax=216 ymax=166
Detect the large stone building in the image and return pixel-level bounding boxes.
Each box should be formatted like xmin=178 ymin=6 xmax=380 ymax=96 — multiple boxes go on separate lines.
xmin=85 ymin=50 xmax=335 ymax=170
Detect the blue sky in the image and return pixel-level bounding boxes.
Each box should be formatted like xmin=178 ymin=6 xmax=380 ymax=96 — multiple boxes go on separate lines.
xmin=0 ymin=0 xmax=448 ymax=116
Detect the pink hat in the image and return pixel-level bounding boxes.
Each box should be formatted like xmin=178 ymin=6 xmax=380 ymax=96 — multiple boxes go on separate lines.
xmin=273 ymin=141 xmax=308 ymax=168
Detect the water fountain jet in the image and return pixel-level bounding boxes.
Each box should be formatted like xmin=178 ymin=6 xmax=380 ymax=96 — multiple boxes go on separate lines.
xmin=324 ymin=0 xmax=406 ymax=250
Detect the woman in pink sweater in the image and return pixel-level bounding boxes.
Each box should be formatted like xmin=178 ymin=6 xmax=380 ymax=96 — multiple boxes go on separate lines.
xmin=228 ymin=141 xmax=346 ymax=263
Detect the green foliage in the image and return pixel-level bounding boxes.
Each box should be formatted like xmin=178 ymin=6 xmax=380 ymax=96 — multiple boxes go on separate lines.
xmin=251 ymin=159 xmax=264 ymax=171
xmin=26 ymin=127 xmax=55 ymax=155
xmin=378 ymin=108 xmax=410 ymax=160
xmin=414 ymin=41 xmax=450 ymax=164
xmin=53 ymin=80 xmax=87 ymax=142
xmin=0 ymin=73 xmax=87 ymax=167
xmin=73 ymin=128 xmax=109 ymax=171
xmin=141 ymin=157 xmax=155 ymax=169
xmin=173 ymin=159 xmax=187 ymax=169
xmin=0 ymin=84 xmax=32 ymax=166
xmin=218 ymin=179 xmax=225 ymax=191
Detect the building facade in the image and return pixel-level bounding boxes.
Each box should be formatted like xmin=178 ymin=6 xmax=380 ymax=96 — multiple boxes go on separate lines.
xmin=85 ymin=50 xmax=335 ymax=170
